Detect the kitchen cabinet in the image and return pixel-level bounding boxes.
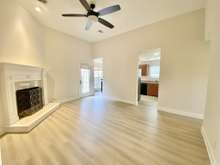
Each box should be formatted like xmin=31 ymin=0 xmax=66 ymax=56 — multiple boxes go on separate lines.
xmin=147 ymin=83 xmax=159 ymax=97
xmin=139 ymin=64 xmax=148 ymax=76
xmin=140 ymin=82 xmax=159 ymax=97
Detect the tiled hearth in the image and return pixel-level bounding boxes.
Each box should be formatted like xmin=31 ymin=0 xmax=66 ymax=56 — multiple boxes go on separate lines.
xmin=6 ymin=103 xmax=60 ymax=133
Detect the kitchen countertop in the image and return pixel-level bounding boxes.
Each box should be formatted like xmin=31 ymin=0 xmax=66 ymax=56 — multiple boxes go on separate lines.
xmin=141 ymin=80 xmax=159 ymax=84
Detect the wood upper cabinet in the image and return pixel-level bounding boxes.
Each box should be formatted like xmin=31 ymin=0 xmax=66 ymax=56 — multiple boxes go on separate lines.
xmin=139 ymin=64 xmax=148 ymax=76
xmin=147 ymin=83 xmax=159 ymax=97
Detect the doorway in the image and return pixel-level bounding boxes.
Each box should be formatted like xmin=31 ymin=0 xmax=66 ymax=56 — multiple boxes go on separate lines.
xmin=137 ymin=49 xmax=161 ymax=104
xmin=80 ymin=65 xmax=91 ymax=97
xmin=93 ymin=58 xmax=104 ymax=95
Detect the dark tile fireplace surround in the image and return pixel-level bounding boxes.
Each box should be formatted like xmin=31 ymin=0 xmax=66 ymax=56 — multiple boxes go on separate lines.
xmin=16 ymin=87 xmax=43 ymax=119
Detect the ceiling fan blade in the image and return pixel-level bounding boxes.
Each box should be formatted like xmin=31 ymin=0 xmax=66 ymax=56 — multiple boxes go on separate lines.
xmin=62 ymin=14 xmax=87 ymax=17
xmin=98 ymin=5 xmax=121 ymax=16
xmin=79 ymin=0 xmax=90 ymax=11
xmin=98 ymin=18 xmax=114 ymax=29
xmin=85 ymin=19 xmax=93 ymax=31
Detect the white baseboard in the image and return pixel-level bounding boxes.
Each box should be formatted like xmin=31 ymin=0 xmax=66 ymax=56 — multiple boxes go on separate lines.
xmin=158 ymin=106 xmax=204 ymax=119
xmin=201 ymin=126 xmax=217 ymax=165
xmin=106 ymin=97 xmax=137 ymax=106
xmin=0 ymin=129 xmax=4 ymax=136
xmin=59 ymin=93 xmax=96 ymax=104
xmin=116 ymin=99 xmax=137 ymax=106
xmin=0 ymin=146 xmax=2 ymax=165
xmin=59 ymin=94 xmax=138 ymax=106
xmin=59 ymin=97 xmax=80 ymax=104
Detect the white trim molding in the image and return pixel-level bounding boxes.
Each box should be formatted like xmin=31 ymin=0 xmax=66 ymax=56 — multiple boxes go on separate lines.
xmin=0 ymin=128 xmax=4 ymax=136
xmin=58 ymin=94 xmax=94 ymax=104
xmin=59 ymin=95 xmax=138 ymax=106
xmin=106 ymin=96 xmax=137 ymax=106
xmin=0 ymin=146 xmax=2 ymax=165
xmin=201 ymin=126 xmax=217 ymax=165
xmin=158 ymin=106 xmax=204 ymax=119
xmin=117 ymin=99 xmax=137 ymax=106
xmin=59 ymin=97 xmax=80 ymax=104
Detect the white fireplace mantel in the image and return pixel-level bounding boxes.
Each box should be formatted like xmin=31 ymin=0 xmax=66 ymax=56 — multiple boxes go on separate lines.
xmin=0 ymin=63 xmax=59 ymax=133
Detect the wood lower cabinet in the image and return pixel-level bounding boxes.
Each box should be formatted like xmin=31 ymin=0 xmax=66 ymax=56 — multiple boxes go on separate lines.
xmin=147 ymin=83 xmax=159 ymax=97
xmin=140 ymin=82 xmax=159 ymax=97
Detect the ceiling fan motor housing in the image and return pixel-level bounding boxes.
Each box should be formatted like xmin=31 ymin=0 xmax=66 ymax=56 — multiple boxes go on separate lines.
xmin=87 ymin=9 xmax=99 ymax=17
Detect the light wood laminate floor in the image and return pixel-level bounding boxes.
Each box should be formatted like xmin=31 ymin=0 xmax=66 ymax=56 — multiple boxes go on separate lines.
xmin=1 ymin=95 xmax=210 ymax=165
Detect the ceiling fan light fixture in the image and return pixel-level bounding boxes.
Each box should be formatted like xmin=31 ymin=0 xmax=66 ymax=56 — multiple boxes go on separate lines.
xmin=88 ymin=15 xmax=98 ymax=22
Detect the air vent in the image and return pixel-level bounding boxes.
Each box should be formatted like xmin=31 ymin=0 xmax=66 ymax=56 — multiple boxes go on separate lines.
xmin=98 ymin=30 xmax=104 ymax=34
xmin=38 ymin=0 xmax=47 ymax=4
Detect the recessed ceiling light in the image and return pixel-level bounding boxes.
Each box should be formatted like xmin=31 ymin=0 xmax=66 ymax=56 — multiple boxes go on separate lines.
xmin=35 ymin=7 xmax=42 ymax=13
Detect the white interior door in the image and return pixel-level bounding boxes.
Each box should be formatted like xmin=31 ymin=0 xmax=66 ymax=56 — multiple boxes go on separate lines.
xmin=80 ymin=66 xmax=91 ymax=97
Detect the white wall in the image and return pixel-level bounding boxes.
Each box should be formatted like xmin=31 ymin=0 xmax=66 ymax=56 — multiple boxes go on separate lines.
xmin=203 ymin=0 xmax=220 ymax=164
xmin=0 ymin=0 xmax=93 ymax=104
xmin=0 ymin=0 xmax=45 ymax=67
xmin=44 ymin=28 xmax=93 ymax=102
xmin=0 ymin=0 xmax=93 ymax=135
xmin=93 ymin=9 xmax=209 ymax=117
xmin=0 ymin=96 xmax=3 ymax=135
xmin=0 ymin=0 xmax=45 ymax=135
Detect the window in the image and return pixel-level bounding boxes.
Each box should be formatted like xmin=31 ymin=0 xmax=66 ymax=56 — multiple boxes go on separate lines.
xmin=81 ymin=68 xmax=90 ymax=94
xmin=94 ymin=70 xmax=103 ymax=90
xmin=149 ymin=65 xmax=160 ymax=78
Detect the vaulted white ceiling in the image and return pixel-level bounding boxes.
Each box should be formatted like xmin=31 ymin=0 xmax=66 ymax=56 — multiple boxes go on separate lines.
xmin=18 ymin=0 xmax=205 ymax=42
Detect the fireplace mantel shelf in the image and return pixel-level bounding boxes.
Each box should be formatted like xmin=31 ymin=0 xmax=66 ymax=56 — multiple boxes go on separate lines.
xmin=6 ymin=102 xmax=60 ymax=133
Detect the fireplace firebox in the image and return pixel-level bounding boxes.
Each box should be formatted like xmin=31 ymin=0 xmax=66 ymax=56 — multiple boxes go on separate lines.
xmin=16 ymin=87 xmax=43 ymax=118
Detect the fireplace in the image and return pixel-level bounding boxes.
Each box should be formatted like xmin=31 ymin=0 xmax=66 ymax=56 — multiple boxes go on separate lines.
xmin=16 ymin=87 xmax=43 ymax=118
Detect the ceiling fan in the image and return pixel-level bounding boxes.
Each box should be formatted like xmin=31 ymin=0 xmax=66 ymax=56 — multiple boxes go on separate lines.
xmin=62 ymin=0 xmax=121 ymax=30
